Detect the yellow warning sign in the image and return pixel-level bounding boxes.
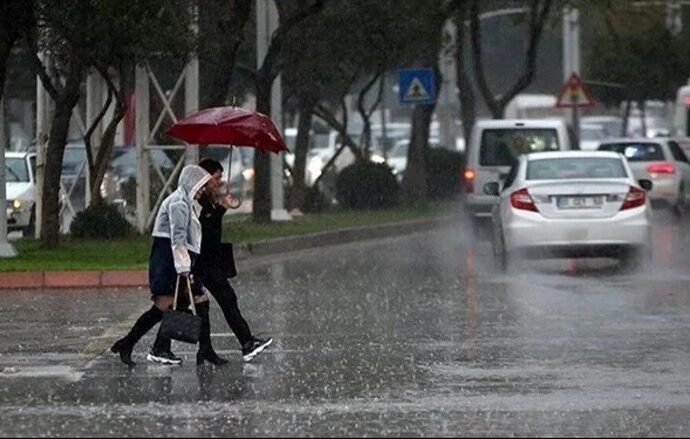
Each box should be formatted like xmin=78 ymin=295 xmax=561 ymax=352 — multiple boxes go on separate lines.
xmin=556 ymin=73 xmax=595 ymax=108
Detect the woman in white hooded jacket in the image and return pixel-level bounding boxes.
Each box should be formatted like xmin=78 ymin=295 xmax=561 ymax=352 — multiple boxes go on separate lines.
xmin=111 ymin=165 xmax=212 ymax=366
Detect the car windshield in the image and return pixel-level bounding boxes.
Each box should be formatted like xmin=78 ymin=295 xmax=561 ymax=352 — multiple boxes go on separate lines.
xmin=480 ymin=129 xmax=560 ymax=166
xmin=312 ymin=134 xmax=331 ymax=150
xmin=527 ymin=157 xmax=628 ymax=180
xmin=598 ymin=142 xmax=665 ymax=162
xmin=5 ymin=157 xmax=29 ymax=182
xmin=62 ymin=146 xmax=87 ymax=176
xmin=581 ymin=127 xmax=605 ymax=141
xmin=390 ymin=143 xmax=408 ymax=158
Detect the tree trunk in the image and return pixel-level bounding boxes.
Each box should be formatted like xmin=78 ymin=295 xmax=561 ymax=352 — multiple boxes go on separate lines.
xmin=252 ymin=75 xmax=272 ymax=222
xmin=639 ymin=100 xmax=647 ymax=137
xmin=469 ymin=0 xmax=554 ymax=119
xmin=622 ymin=100 xmax=632 ymax=136
xmin=290 ymin=99 xmax=314 ymax=211
xmin=41 ymin=65 xmax=82 ymax=247
xmin=201 ymin=0 xmax=252 ymax=107
xmin=402 ymin=102 xmax=435 ymax=207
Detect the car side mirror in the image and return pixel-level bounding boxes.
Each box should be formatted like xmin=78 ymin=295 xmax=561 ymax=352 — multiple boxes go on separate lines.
xmin=484 ymin=182 xmax=501 ymax=196
xmin=638 ymin=179 xmax=653 ymax=191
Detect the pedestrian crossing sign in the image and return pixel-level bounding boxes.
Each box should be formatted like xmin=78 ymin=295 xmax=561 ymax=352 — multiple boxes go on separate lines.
xmin=399 ymin=68 xmax=436 ymax=105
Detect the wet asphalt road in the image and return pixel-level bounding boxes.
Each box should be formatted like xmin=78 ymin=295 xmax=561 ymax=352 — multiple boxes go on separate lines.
xmin=1 ymin=210 xmax=690 ymax=437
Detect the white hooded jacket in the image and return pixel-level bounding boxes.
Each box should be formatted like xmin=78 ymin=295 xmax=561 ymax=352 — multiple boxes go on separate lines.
xmin=151 ymin=165 xmax=211 ymax=274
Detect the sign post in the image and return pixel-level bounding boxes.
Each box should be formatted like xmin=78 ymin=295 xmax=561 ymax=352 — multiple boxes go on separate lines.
xmin=556 ymin=72 xmax=594 ymax=149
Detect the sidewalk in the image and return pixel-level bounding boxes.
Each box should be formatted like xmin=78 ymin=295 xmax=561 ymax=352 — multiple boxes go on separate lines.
xmin=0 ymin=216 xmax=455 ymax=289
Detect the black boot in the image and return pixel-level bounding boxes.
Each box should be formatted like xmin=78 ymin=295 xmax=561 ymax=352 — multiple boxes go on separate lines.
xmin=196 ymin=301 xmax=228 ymax=366
xmin=111 ymin=305 xmax=164 ymax=367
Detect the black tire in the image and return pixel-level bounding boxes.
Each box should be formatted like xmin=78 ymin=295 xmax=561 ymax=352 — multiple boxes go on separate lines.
xmin=22 ymin=208 xmax=36 ymax=238
xmin=619 ymin=248 xmax=648 ymax=272
xmin=672 ymin=186 xmax=685 ymax=218
xmin=493 ymin=233 xmax=510 ymax=272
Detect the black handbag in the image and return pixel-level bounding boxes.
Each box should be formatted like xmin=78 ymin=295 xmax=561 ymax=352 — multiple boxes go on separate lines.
xmin=159 ymin=276 xmax=201 ymax=344
xmin=220 ymin=242 xmax=238 ymax=279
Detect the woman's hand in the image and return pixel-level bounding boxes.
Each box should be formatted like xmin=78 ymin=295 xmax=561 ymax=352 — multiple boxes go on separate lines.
xmin=220 ymin=194 xmax=243 ymax=209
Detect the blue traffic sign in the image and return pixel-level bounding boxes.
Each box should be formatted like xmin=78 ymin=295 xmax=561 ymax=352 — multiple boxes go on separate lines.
xmin=398 ymin=68 xmax=436 ymax=105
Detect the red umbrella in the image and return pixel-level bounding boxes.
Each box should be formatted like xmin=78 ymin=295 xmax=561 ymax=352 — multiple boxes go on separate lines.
xmin=165 ymin=106 xmax=289 ymax=154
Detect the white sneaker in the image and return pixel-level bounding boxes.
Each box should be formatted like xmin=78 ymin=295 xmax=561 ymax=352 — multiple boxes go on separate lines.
xmin=242 ymin=337 xmax=273 ymax=362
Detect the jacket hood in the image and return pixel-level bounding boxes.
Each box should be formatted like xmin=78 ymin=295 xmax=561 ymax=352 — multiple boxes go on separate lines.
xmin=178 ymin=165 xmax=211 ymax=199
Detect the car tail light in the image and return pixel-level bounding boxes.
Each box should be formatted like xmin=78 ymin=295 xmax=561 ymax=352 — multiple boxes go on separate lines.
xmin=620 ymin=186 xmax=646 ymax=210
xmin=510 ymin=188 xmax=538 ymax=212
xmin=647 ymin=162 xmax=675 ymax=175
xmin=463 ymin=168 xmax=476 ymax=193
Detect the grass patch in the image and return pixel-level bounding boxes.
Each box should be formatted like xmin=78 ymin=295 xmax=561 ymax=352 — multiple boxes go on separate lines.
xmin=1 ymin=200 xmax=458 ymax=272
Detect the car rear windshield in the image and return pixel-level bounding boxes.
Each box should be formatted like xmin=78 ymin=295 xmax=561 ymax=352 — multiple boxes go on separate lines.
xmin=598 ymin=142 xmax=665 ymax=162
xmin=480 ymin=129 xmax=560 ymax=166
xmin=527 ymin=157 xmax=628 ymax=180
xmin=5 ymin=158 xmax=29 ymax=182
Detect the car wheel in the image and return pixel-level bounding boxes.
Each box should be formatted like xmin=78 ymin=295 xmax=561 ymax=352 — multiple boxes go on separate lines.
xmin=672 ymin=186 xmax=686 ymax=218
xmin=619 ymin=248 xmax=647 ymax=272
xmin=494 ymin=233 xmax=510 ymax=272
xmin=22 ymin=208 xmax=36 ymax=238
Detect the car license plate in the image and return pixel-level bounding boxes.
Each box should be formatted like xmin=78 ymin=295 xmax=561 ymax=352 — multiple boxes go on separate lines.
xmin=556 ymin=196 xmax=604 ymax=209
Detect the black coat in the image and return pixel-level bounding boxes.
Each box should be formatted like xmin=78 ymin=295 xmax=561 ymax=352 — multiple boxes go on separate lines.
xmin=194 ymin=196 xmax=236 ymax=279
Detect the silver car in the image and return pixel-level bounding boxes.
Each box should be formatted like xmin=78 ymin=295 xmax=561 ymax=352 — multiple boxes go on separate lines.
xmin=598 ymin=138 xmax=690 ymax=216
xmin=486 ymin=151 xmax=653 ymax=271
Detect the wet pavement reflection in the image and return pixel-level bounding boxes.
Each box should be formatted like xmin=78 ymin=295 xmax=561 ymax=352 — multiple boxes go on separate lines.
xmin=1 ymin=209 xmax=690 ymax=436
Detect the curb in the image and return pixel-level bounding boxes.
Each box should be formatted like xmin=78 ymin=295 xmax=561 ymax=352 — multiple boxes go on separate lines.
xmin=0 ymin=216 xmax=455 ymax=290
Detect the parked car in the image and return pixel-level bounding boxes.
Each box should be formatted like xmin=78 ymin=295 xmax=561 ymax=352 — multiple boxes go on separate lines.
xmin=463 ymin=118 xmax=573 ymax=229
xmin=579 ymin=123 xmax=608 ymax=151
xmin=486 ymin=151 xmax=653 ymax=271
xmin=598 ymin=138 xmax=690 ymax=216
xmin=4 ymin=151 xmax=36 ymax=236
xmin=581 ymin=116 xmax=624 ymax=138
xmin=383 ymin=137 xmax=441 ymax=183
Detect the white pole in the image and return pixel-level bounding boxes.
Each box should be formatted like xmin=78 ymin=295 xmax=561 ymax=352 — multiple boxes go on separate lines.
xmin=135 ymin=65 xmax=151 ymax=234
xmin=35 ymin=53 xmax=53 ymax=239
xmin=185 ymin=1 xmax=200 ymax=166
xmin=256 ymin=0 xmax=291 ymax=221
xmin=0 ymin=98 xmax=18 ymax=257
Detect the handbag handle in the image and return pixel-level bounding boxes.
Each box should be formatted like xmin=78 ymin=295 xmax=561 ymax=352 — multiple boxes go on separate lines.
xmin=173 ymin=275 xmax=197 ymax=316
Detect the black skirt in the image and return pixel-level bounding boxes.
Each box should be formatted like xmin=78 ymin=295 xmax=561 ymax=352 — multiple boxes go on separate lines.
xmin=149 ymin=237 xmax=204 ymax=298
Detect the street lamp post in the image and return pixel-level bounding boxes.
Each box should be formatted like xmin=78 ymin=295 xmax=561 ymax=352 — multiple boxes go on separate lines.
xmin=0 ymin=98 xmax=18 ymax=257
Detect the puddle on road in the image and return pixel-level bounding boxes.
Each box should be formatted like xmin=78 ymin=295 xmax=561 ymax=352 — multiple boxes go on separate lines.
xmin=0 ymin=365 xmax=84 ymax=382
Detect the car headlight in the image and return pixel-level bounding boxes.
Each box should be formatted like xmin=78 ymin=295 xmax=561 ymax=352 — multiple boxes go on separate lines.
xmin=12 ymin=199 xmax=22 ymax=210
xmin=371 ymin=154 xmax=386 ymax=164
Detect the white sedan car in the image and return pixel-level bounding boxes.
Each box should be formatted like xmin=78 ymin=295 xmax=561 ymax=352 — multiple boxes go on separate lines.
xmin=486 ymin=151 xmax=652 ymax=270
xmin=5 ymin=151 xmax=37 ymax=237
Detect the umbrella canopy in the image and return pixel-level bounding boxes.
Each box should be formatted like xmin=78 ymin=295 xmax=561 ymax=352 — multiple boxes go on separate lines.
xmin=165 ymin=106 xmax=289 ymax=154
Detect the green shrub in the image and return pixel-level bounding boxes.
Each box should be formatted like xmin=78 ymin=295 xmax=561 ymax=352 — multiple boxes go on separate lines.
xmin=425 ymin=148 xmax=465 ymax=200
xmin=302 ymin=186 xmax=333 ymax=213
xmin=70 ymin=200 xmax=135 ymax=239
xmin=335 ymin=161 xmax=399 ymax=209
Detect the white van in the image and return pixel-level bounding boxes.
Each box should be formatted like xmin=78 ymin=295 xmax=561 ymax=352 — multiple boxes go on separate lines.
xmin=463 ymin=119 xmax=573 ymax=223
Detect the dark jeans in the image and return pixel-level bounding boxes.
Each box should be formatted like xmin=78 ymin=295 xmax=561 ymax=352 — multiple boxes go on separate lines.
xmin=202 ymin=275 xmax=253 ymax=348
